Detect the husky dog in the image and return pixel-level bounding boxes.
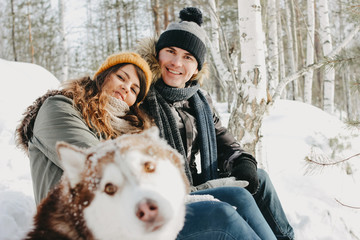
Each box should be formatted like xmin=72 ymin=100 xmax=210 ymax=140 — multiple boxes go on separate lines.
xmin=25 ymin=127 xmax=190 ymax=240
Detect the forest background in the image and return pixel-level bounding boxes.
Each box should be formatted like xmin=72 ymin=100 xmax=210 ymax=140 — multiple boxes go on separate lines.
xmin=1 ymin=0 xmax=360 ymax=166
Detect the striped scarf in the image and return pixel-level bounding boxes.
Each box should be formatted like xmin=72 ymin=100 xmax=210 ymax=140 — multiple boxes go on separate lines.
xmin=143 ymin=79 xmax=218 ymax=185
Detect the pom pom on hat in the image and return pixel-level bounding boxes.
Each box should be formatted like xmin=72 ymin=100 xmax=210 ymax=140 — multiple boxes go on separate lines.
xmin=94 ymin=52 xmax=152 ymax=97
xmin=156 ymin=7 xmax=207 ymax=70
xmin=179 ymin=7 xmax=203 ymax=26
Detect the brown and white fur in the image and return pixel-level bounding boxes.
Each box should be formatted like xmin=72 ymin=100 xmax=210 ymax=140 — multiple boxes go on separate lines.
xmin=25 ymin=127 xmax=190 ymax=240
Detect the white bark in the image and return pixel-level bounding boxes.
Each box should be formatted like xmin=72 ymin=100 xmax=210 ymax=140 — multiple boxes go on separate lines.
xmin=273 ymin=25 xmax=360 ymax=101
xmin=343 ymin=68 xmax=353 ymax=120
xmin=228 ymin=0 xmax=267 ymax=158
xmin=209 ymin=0 xmax=220 ymax=53
xmin=303 ymin=0 xmax=315 ymax=104
xmin=58 ymin=0 xmax=68 ymax=82
xmin=207 ymin=0 xmax=233 ymax=89
xmin=266 ymin=0 xmax=279 ymax=96
xmin=284 ymin=0 xmax=298 ymax=100
xmin=319 ymin=0 xmax=335 ymax=114
xmin=237 ymin=0 xmax=267 ymax=102
xmin=276 ymin=0 xmax=286 ymax=99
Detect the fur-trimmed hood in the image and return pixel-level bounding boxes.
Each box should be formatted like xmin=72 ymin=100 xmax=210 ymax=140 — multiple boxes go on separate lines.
xmin=16 ymin=90 xmax=65 ymax=153
xmin=135 ymin=36 xmax=209 ymax=85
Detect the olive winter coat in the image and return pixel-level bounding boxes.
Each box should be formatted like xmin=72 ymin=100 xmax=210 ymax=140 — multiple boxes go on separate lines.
xmin=17 ymin=92 xmax=100 ymax=204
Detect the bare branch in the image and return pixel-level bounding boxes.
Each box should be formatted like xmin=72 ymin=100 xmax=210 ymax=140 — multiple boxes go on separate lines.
xmin=335 ymin=199 xmax=360 ymax=210
xmin=273 ymin=25 xmax=360 ymax=102
xmin=304 ymin=147 xmax=360 ymax=175
xmin=306 ymin=152 xmax=360 ymax=166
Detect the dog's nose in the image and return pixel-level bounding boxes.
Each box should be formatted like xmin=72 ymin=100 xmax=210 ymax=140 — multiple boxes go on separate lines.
xmin=136 ymin=199 xmax=158 ymax=222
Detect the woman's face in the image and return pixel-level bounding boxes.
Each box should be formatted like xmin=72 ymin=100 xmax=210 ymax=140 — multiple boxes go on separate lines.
xmin=158 ymin=47 xmax=199 ymax=88
xmin=103 ymin=64 xmax=140 ymax=106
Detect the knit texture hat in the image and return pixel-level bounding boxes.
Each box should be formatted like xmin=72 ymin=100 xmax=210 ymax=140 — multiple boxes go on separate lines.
xmin=156 ymin=7 xmax=207 ymax=70
xmin=94 ymin=52 xmax=152 ymax=96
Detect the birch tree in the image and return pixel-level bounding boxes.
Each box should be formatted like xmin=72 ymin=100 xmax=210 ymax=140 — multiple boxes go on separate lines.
xmin=318 ymin=0 xmax=335 ymax=114
xmin=273 ymin=25 xmax=360 ymax=101
xmin=58 ymin=0 xmax=68 ymax=82
xmin=303 ymin=0 xmax=315 ymax=104
xmin=228 ymin=0 xmax=268 ymax=158
xmin=163 ymin=0 xmax=169 ymax=28
xmin=206 ymin=0 xmax=236 ymax=103
xmin=26 ymin=0 xmax=35 ymax=63
xmin=284 ymin=0 xmax=298 ymax=100
xmin=276 ymin=0 xmax=286 ymax=97
xmin=152 ymin=0 xmax=160 ymax=36
xmin=343 ymin=66 xmax=353 ymax=120
xmin=115 ymin=0 xmax=122 ymax=51
xmin=266 ymin=0 xmax=279 ymax=96
xmin=10 ymin=0 xmax=17 ymax=61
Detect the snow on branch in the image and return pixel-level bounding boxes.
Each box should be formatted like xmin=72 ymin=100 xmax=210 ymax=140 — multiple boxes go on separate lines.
xmin=304 ymin=147 xmax=360 ymax=175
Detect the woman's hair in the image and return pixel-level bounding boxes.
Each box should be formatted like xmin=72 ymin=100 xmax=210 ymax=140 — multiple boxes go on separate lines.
xmin=62 ymin=63 xmax=152 ymax=139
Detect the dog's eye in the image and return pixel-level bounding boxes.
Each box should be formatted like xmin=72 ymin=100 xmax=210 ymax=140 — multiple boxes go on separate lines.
xmin=144 ymin=161 xmax=156 ymax=173
xmin=104 ymin=183 xmax=117 ymax=195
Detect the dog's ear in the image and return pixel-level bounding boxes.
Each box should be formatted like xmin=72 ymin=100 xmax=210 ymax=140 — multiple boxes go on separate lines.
xmin=56 ymin=142 xmax=86 ymax=187
xmin=142 ymin=126 xmax=160 ymax=139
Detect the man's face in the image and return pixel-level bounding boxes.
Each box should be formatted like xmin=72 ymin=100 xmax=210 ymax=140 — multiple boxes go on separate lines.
xmin=158 ymin=47 xmax=199 ymax=88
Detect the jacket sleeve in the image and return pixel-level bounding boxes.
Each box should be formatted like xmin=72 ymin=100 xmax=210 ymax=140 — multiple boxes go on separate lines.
xmin=204 ymin=92 xmax=257 ymax=174
xmin=31 ymin=95 xmax=100 ymax=169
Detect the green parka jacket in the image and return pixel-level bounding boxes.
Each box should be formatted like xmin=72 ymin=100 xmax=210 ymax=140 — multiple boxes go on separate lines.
xmin=17 ymin=92 xmax=100 ymax=204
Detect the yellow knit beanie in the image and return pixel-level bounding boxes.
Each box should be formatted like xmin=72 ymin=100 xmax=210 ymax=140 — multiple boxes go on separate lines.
xmin=94 ymin=52 xmax=152 ymax=97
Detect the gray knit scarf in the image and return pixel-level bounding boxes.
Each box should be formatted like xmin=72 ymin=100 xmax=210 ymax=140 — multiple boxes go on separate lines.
xmin=144 ymin=79 xmax=218 ymax=185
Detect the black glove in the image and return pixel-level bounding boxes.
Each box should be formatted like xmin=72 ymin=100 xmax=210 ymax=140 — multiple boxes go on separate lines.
xmin=231 ymin=159 xmax=259 ymax=194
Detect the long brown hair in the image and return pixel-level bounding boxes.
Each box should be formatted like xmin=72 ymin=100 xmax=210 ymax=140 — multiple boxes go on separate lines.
xmin=62 ymin=63 xmax=152 ymax=139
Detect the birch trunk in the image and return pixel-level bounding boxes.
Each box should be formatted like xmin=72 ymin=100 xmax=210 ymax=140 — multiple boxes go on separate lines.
xmin=228 ymin=0 xmax=267 ymax=158
xmin=290 ymin=0 xmax=300 ymax=99
xmin=152 ymin=0 xmax=160 ymax=36
xmin=343 ymin=66 xmax=353 ymax=120
xmin=207 ymin=0 xmax=232 ymax=95
xmin=284 ymin=0 xmax=298 ymax=100
xmin=266 ymin=0 xmax=279 ymax=96
xmin=208 ymin=0 xmax=225 ymax=102
xmin=10 ymin=0 xmax=17 ymax=61
xmin=26 ymin=0 xmax=35 ymax=63
xmin=124 ymin=4 xmax=130 ymax=50
xmin=276 ymin=0 xmax=286 ymax=99
xmin=303 ymin=0 xmax=315 ymax=104
xmin=131 ymin=0 xmax=138 ymax=46
xmin=163 ymin=0 xmax=169 ymax=29
xmin=115 ymin=0 xmax=122 ymax=51
xmin=58 ymin=0 xmax=69 ymax=82
xmin=273 ymin=25 xmax=360 ymax=101
xmin=318 ymin=0 xmax=335 ymax=114
xmin=86 ymin=0 xmax=97 ymax=66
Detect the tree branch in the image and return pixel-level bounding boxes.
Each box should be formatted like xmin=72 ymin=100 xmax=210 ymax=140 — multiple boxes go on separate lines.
xmin=335 ymin=199 xmax=360 ymax=210
xmin=306 ymin=152 xmax=360 ymax=166
xmin=273 ymin=25 xmax=360 ymax=101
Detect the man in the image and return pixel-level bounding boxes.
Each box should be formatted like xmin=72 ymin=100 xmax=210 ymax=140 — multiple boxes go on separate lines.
xmin=138 ymin=7 xmax=294 ymax=240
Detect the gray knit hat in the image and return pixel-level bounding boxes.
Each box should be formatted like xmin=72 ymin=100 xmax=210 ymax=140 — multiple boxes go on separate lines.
xmin=156 ymin=7 xmax=207 ymax=70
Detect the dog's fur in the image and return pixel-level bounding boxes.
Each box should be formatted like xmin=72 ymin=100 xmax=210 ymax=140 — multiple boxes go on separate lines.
xmin=25 ymin=127 xmax=189 ymax=240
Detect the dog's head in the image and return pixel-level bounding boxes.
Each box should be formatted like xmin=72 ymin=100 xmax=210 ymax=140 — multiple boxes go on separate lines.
xmin=57 ymin=127 xmax=189 ymax=240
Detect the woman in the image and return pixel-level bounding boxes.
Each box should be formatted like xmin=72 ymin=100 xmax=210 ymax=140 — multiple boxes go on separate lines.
xmin=137 ymin=7 xmax=294 ymax=240
xmin=17 ymin=51 xmax=273 ymax=239
xmin=16 ymin=52 xmax=153 ymax=204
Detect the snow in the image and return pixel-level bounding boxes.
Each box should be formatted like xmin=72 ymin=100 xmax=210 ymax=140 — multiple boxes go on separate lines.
xmin=1 ymin=59 xmax=359 ymax=239
xmin=0 ymin=59 xmax=59 ymax=240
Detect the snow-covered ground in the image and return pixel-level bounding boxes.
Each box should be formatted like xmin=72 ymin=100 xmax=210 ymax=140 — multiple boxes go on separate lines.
xmin=0 ymin=59 xmax=359 ymax=239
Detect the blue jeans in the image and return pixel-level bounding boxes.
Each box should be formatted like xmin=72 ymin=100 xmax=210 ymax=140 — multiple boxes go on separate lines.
xmin=253 ymin=169 xmax=294 ymax=240
xmin=176 ymin=187 xmax=276 ymax=240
